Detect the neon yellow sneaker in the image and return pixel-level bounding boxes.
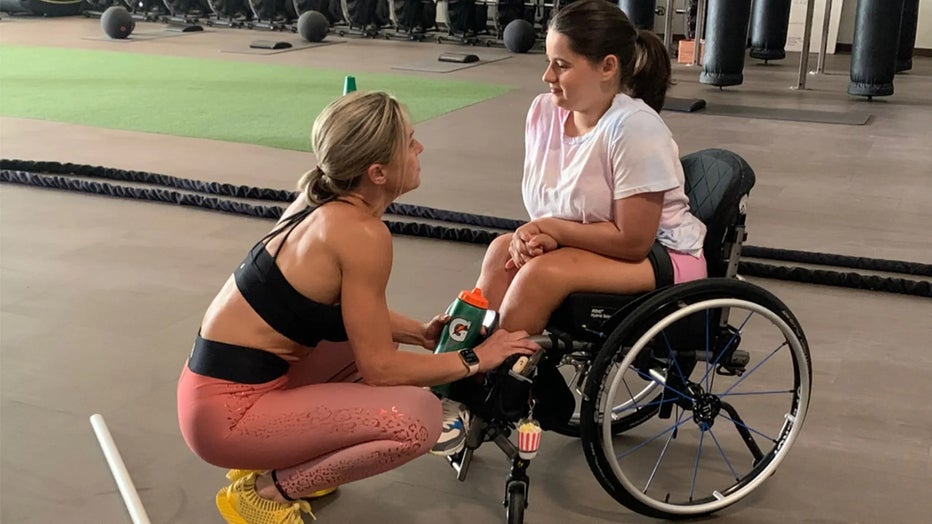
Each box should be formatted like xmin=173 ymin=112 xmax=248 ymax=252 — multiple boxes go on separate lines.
xmin=216 ymin=472 xmax=314 ymax=524
xmin=226 ymin=470 xmax=338 ymax=499
xmin=226 ymin=469 xmax=265 ymax=482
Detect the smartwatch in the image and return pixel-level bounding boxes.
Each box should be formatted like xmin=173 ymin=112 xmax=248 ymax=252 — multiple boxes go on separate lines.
xmin=458 ymin=348 xmax=480 ymax=376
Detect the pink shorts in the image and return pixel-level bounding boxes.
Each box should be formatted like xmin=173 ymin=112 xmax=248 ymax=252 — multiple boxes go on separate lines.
xmin=669 ymin=249 xmax=708 ymax=284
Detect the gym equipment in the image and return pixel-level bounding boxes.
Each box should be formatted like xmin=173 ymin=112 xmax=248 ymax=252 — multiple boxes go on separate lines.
xmin=90 ymin=414 xmax=152 ymax=524
xmin=384 ymin=0 xmax=436 ymax=41
xmin=205 ymin=0 xmax=254 ymax=28
xmin=337 ymin=0 xmax=390 ymax=37
xmin=848 ymin=0 xmax=906 ymax=98
xmin=618 ymin=0 xmax=657 ymax=30
xmin=502 ymin=18 xmax=534 ymax=53
xmin=662 ymin=97 xmax=706 ymax=113
xmin=162 ymin=0 xmax=213 ymax=21
xmin=699 ymin=0 xmax=752 ymax=87
xmin=896 ymin=0 xmax=920 ymax=73
xmin=101 ymin=6 xmax=136 ymax=39
xmin=245 ymin=0 xmax=295 ymax=30
xmin=748 ymin=0 xmax=791 ymax=62
xmin=342 ymin=75 xmax=356 ymax=94
xmin=441 ymin=149 xmax=811 ymax=523
xmin=439 ymin=52 xmax=479 ymax=63
xmin=296 ymin=9 xmax=329 ymax=41
xmin=433 ymin=0 xmax=486 ymax=45
xmin=0 ymin=0 xmax=82 ymax=16
xmin=250 ymin=39 xmax=292 ymax=48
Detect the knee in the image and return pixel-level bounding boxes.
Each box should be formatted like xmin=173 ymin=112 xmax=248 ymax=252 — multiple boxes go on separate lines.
xmin=389 ymin=387 xmax=442 ymax=454
xmin=481 ymin=234 xmax=513 ymax=275
xmin=511 ymin=255 xmax=566 ymax=297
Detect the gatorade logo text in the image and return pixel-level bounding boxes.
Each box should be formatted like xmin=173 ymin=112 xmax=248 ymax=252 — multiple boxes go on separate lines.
xmin=448 ymin=318 xmax=471 ymax=342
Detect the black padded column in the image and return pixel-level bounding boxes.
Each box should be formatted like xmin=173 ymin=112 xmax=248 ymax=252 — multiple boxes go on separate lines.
xmin=700 ymin=0 xmax=753 ymax=87
xmin=896 ymin=0 xmax=920 ymax=73
xmin=618 ymin=0 xmax=657 ymax=30
xmin=749 ymin=0 xmax=792 ymax=61
xmin=848 ymin=0 xmax=906 ymax=97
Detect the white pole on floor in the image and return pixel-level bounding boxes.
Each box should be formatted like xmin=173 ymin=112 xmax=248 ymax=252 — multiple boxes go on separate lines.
xmin=90 ymin=413 xmax=152 ymax=524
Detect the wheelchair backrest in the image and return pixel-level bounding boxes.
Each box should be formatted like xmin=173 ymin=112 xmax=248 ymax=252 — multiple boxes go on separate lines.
xmin=681 ymin=149 xmax=756 ymax=278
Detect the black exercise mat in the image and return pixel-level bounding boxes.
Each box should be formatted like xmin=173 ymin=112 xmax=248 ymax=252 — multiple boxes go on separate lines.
xmin=392 ymin=54 xmax=512 ymax=73
xmin=220 ymin=39 xmax=344 ymax=55
xmin=663 ymin=97 xmax=707 ymax=112
xmin=701 ymin=104 xmax=871 ymax=125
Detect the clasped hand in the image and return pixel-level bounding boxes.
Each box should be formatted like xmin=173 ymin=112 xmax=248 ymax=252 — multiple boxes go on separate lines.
xmin=506 ymin=221 xmax=558 ymax=270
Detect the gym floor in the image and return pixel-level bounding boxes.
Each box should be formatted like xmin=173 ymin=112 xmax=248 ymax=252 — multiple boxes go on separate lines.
xmin=1 ymin=15 xmax=931 ymax=524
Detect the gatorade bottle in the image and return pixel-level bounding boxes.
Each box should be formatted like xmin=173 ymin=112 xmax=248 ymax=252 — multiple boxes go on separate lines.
xmin=433 ymin=287 xmax=489 ymax=395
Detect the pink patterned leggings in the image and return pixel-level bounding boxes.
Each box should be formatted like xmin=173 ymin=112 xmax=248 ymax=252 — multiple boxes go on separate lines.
xmin=177 ymin=340 xmax=442 ymax=499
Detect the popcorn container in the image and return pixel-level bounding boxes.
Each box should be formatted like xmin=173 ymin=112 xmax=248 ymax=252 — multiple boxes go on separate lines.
xmin=517 ymin=418 xmax=542 ymax=460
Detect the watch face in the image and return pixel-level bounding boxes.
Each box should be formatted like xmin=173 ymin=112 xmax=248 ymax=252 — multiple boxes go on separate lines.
xmin=460 ymin=348 xmax=480 ymax=365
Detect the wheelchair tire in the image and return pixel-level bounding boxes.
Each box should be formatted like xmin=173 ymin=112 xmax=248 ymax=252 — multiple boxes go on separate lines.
xmin=580 ymin=278 xmax=811 ymax=519
xmin=505 ymin=481 xmax=526 ymax=524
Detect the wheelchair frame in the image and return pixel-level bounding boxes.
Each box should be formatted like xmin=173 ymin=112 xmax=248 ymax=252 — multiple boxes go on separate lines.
xmin=442 ymin=149 xmax=811 ymax=523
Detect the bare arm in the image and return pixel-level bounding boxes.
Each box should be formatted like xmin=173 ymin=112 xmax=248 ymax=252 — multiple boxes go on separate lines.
xmin=388 ymin=310 xmax=430 ymax=348
xmin=338 ymin=220 xmax=539 ymax=387
xmin=338 ymin=221 xmax=470 ymax=387
xmin=534 ymin=192 xmax=664 ymax=261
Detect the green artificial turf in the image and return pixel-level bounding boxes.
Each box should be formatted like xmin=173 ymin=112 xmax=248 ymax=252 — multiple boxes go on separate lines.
xmin=0 ymin=45 xmax=512 ymax=151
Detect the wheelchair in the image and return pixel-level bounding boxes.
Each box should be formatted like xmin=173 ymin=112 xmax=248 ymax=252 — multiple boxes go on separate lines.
xmin=443 ymin=148 xmax=812 ymax=523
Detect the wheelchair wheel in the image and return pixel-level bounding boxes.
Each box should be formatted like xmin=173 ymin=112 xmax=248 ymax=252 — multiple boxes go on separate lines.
xmin=580 ymin=278 xmax=811 ymax=519
xmin=552 ymin=345 xmax=696 ymax=438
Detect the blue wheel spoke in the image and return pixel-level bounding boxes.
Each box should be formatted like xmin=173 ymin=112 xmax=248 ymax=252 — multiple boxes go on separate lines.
xmin=699 ymin=309 xmax=753 ymax=387
xmin=690 ymin=429 xmax=705 ymax=501
xmin=708 ymin=429 xmax=740 ymax=481
xmin=661 ymin=330 xmax=689 ymax=383
xmin=719 ymin=414 xmax=777 ymax=443
xmin=631 ymin=366 xmax=692 ymax=403
xmin=722 ymin=341 xmax=788 ymax=396
xmin=616 ymin=415 xmax=692 ymax=460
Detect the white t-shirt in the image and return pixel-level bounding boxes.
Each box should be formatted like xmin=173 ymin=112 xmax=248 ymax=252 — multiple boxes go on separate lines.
xmin=522 ymin=93 xmax=706 ymax=257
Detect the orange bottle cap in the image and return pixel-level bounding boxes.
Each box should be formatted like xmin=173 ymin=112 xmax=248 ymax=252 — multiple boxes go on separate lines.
xmin=458 ymin=287 xmax=488 ymax=309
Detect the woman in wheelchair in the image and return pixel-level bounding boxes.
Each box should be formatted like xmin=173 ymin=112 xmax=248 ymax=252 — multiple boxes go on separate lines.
xmin=177 ymin=91 xmax=539 ymax=524
xmin=480 ymin=0 xmax=708 ymax=337
xmin=435 ymin=6 xmax=811 ymax=522
xmin=435 ymin=0 xmax=710 ymax=447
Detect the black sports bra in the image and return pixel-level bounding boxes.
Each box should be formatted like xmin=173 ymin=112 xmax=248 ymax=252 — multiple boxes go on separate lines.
xmin=233 ymin=205 xmax=348 ymax=347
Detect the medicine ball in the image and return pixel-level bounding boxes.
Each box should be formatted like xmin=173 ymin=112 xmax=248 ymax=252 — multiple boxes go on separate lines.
xmin=100 ymin=6 xmax=135 ymax=40
xmin=503 ymin=19 xmax=535 ymax=54
xmin=297 ymin=10 xmax=329 ymax=43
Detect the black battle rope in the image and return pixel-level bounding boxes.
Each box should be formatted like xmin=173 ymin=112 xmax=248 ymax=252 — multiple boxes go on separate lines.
xmin=0 ymin=169 xmax=500 ymax=245
xmin=0 ymin=159 xmax=523 ymax=231
xmin=1 ymin=160 xmax=929 ymax=298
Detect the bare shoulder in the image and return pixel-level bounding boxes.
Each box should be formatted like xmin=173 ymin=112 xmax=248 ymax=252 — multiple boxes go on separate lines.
xmin=315 ymin=204 xmax=392 ymax=264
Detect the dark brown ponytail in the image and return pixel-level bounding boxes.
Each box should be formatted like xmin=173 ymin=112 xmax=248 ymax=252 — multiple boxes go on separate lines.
xmin=626 ymin=29 xmax=673 ymax=113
